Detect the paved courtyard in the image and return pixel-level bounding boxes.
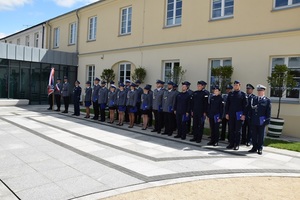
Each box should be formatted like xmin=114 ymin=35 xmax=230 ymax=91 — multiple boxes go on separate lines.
xmin=0 ymin=105 xmax=299 ymax=200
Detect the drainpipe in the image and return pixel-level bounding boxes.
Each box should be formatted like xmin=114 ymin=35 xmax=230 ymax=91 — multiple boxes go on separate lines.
xmin=42 ymin=23 xmax=45 ymax=48
xmin=46 ymin=21 xmax=52 ymax=49
xmin=76 ymin=9 xmax=80 ymax=55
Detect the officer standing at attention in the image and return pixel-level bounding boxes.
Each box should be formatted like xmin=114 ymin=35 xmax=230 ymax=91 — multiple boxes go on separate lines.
xmin=174 ymin=82 xmax=191 ymax=140
xmin=54 ymin=77 xmax=62 ymax=111
xmin=220 ymin=85 xmax=233 ymax=141
xmin=61 ymin=76 xmax=70 ymax=113
xmin=126 ymin=83 xmax=138 ymax=128
xmin=207 ymin=86 xmax=224 ymax=146
xmin=141 ymin=85 xmax=153 ymax=130
xmin=92 ymin=78 xmax=101 ymax=120
xmin=225 ymin=80 xmax=247 ymax=150
xmin=116 ymin=83 xmax=127 ymax=126
xmin=98 ymin=81 xmax=109 ymax=122
xmin=151 ymin=80 xmax=165 ymax=134
xmin=242 ymin=83 xmax=256 ymax=146
xmin=185 ymin=81 xmax=193 ymax=134
xmin=124 ymin=79 xmax=131 ymax=122
xmin=107 ymin=84 xmax=117 ymax=124
xmin=248 ymin=84 xmax=271 ymax=155
xmin=84 ymin=81 xmax=92 ymax=118
xmin=146 ymin=84 xmax=154 ymax=128
xmin=172 ymin=83 xmax=180 ymax=132
xmin=162 ymin=81 xmax=177 ymax=136
xmin=190 ymin=81 xmax=209 ymax=143
xmin=134 ymin=80 xmax=143 ymax=124
xmin=72 ymin=80 xmax=82 ymax=116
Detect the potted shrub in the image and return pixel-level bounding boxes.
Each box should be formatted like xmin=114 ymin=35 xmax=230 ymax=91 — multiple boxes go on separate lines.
xmin=267 ymin=64 xmax=296 ymax=137
xmin=100 ymin=69 xmax=115 ymax=87
xmin=211 ymin=65 xmax=234 ymax=93
xmin=132 ymin=66 xmax=147 ymax=83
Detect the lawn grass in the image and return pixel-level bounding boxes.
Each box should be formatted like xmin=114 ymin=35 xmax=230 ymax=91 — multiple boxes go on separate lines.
xmin=80 ymin=109 xmax=300 ymax=152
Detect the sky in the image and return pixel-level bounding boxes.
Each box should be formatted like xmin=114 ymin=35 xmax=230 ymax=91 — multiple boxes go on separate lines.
xmin=0 ymin=0 xmax=99 ymax=39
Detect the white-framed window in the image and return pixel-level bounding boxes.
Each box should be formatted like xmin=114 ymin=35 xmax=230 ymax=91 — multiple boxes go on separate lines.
xmin=34 ymin=32 xmax=39 ymax=47
xmin=119 ymin=63 xmax=131 ymax=83
xmin=87 ymin=65 xmax=95 ymax=83
xmin=166 ymin=0 xmax=182 ymax=26
xmin=163 ymin=60 xmax=180 ymax=84
xmin=210 ymin=58 xmax=232 ymax=90
xmin=25 ymin=35 xmax=30 ymax=46
xmin=211 ymin=0 xmax=234 ymax=19
xmin=17 ymin=38 xmax=20 ymax=45
xmin=88 ymin=16 xmax=97 ymax=41
xmin=270 ymin=56 xmax=300 ymax=99
xmin=274 ymin=0 xmax=300 ymax=8
xmin=69 ymin=22 xmax=77 ymax=45
xmin=53 ymin=27 xmax=60 ymax=48
xmin=120 ymin=6 xmax=132 ymax=35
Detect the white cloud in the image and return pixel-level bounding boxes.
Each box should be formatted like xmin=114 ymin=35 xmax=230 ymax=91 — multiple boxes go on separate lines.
xmin=0 ymin=0 xmax=32 ymax=11
xmin=52 ymin=0 xmax=99 ymax=8
xmin=0 ymin=32 xmax=7 ymax=39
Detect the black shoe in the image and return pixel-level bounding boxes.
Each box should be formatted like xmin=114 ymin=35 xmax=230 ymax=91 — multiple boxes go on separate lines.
xmin=55 ymin=109 xmax=60 ymax=111
xmin=207 ymin=141 xmax=214 ymax=145
xmin=47 ymin=108 xmax=52 ymax=110
xmin=246 ymin=142 xmax=251 ymax=147
xmin=219 ymin=138 xmax=225 ymax=141
xmin=142 ymin=128 xmax=147 ymax=130
xmin=240 ymin=141 xmax=246 ymax=145
xmin=213 ymin=142 xmax=219 ymax=146
xmin=233 ymin=146 xmax=239 ymax=150
xmin=190 ymin=138 xmax=196 ymax=142
xmin=257 ymin=150 xmax=262 ymax=155
xmin=168 ymin=134 xmax=172 ymax=136
xmin=72 ymin=114 xmax=76 ymax=115
xmin=226 ymin=145 xmax=234 ymax=149
xmin=151 ymin=129 xmax=157 ymax=132
xmin=248 ymin=148 xmax=257 ymax=153
xmin=196 ymin=140 xmax=201 ymax=143
xmin=208 ymin=136 xmax=211 ymax=139
xmin=162 ymin=132 xmax=168 ymax=135
xmin=174 ymin=135 xmax=181 ymax=138
xmin=62 ymin=111 xmax=67 ymax=113
xmin=181 ymin=137 xmax=186 ymax=140
xmin=157 ymin=131 xmax=161 ymax=134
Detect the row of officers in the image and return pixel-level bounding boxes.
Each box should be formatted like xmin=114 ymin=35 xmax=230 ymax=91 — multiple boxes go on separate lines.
xmin=49 ymin=77 xmax=271 ymax=155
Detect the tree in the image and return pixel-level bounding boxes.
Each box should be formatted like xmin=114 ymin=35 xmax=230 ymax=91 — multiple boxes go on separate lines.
xmin=100 ymin=69 xmax=115 ymax=87
xmin=166 ymin=65 xmax=187 ymax=85
xmin=211 ymin=65 xmax=234 ymax=93
xmin=132 ymin=66 xmax=147 ymax=83
xmin=267 ymin=64 xmax=296 ymax=119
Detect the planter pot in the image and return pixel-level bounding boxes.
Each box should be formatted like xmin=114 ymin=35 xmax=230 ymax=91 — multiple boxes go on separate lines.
xmin=267 ymin=118 xmax=284 ymax=137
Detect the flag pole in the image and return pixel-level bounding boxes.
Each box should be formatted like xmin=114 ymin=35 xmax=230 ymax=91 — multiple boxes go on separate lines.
xmin=52 ymin=91 xmax=55 ymax=111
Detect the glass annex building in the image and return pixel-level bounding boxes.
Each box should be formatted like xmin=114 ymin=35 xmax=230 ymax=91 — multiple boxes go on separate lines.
xmin=0 ymin=43 xmax=78 ymax=104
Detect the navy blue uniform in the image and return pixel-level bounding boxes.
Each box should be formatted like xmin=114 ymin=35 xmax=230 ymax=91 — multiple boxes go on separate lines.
xmin=225 ymin=90 xmax=247 ymax=148
xmin=73 ymin=86 xmax=82 ymax=116
xmin=174 ymin=91 xmax=191 ymax=140
xmin=135 ymin=86 xmax=143 ymax=124
xmin=207 ymin=95 xmax=224 ymax=144
xmin=190 ymin=89 xmax=209 ymax=142
xmin=92 ymin=84 xmax=100 ymax=120
xmin=242 ymin=93 xmax=256 ymax=145
xmin=249 ymin=96 xmax=271 ymax=151
xmin=221 ymin=93 xmax=229 ymax=141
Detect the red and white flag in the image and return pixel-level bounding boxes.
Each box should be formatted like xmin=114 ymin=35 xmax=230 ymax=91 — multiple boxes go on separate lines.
xmin=48 ymin=68 xmax=55 ymax=96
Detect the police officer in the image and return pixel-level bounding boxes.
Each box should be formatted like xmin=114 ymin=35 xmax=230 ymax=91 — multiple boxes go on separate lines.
xmin=184 ymin=81 xmax=193 ymax=134
xmin=61 ymin=76 xmax=70 ymax=113
xmin=108 ymin=84 xmax=117 ymax=123
xmin=98 ymin=81 xmax=108 ymax=122
xmin=126 ymin=83 xmax=138 ymax=128
xmin=116 ymin=83 xmax=127 ymax=126
xmin=84 ymin=81 xmax=92 ymax=118
xmin=172 ymin=83 xmax=179 ymax=131
xmin=225 ymin=80 xmax=247 ymax=150
xmin=174 ymin=82 xmax=191 ymax=140
xmin=124 ymin=79 xmax=131 ymax=122
xmin=92 ymin=78 xmax=101 ymax=120
xmin=152 ymin=80 xmax=165 ymax=134
xmin=54 ymin=77 xmax=62 ymax=111
xmin=135 ymin=80 xmax=143 ymax=124
xmin=220 ymin=85 xmax=233 ymax=141
xmin=248 ymin=84 xmax=271 ymax=155
xmin=162 ymin=81 xmax=177 ymax=136
xmin=147 ymin=84 xmax=153 ymax=128
xmin=242 ymin=83 xmax=256 ymax=146
xmin=190 ymin=81 xmax=209 ymax=143
xmin=72 ymin=80 xmax=81 ymax=116
xmin=141 ymin=85 xmax=153 ymax=130
xmin=207 ymin=86 xmax=224 ymax=146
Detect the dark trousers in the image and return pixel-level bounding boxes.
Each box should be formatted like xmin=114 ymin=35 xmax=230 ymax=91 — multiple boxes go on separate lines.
xmin=172 ymin=113 xmax=177 ymax=131
xmin=221 ymin=118 xmax=230 ymax=141
xmin=135 ymin=102 xmax=141 ymax=124
xmin=209 ymin=117 xmax=220 ymax=143
xmin=192 ymin=115 xmax=205 ymax=142
xmin=176 ymin=113 xmax=187 ymax=139
xmin=251 ymin=125 xmax=266 ymax=151
xmin=74 ymin=100 xmax=80 ymax=115
xmin=63 ymin=96 xmax=69 ymax=112
xmin=187 ymin=115 xmax=191 ymax=133
xmin=93 ymin=101 xmax=99 ymax=119
xmin=99 ymin=104 xmax=106 ymax=122
xmin=55 ymin=94 xmax=61 ymax=110
xmin=148 ymin=109 xmax=153 ymax=126
xmin=125 ymin=110 xmax=129 ymax=122
xmin=164 ymin=112 xmax=174 ymax=135
xmin=228 ymin=117 xmax=243 ymax=146
xmin=153 ymin=109 xmax=163 ymax=132
xmin=48 ymin=93 xmax=54 ymax=109
xmin=242 ymin=119 xmax=252 ymax=144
